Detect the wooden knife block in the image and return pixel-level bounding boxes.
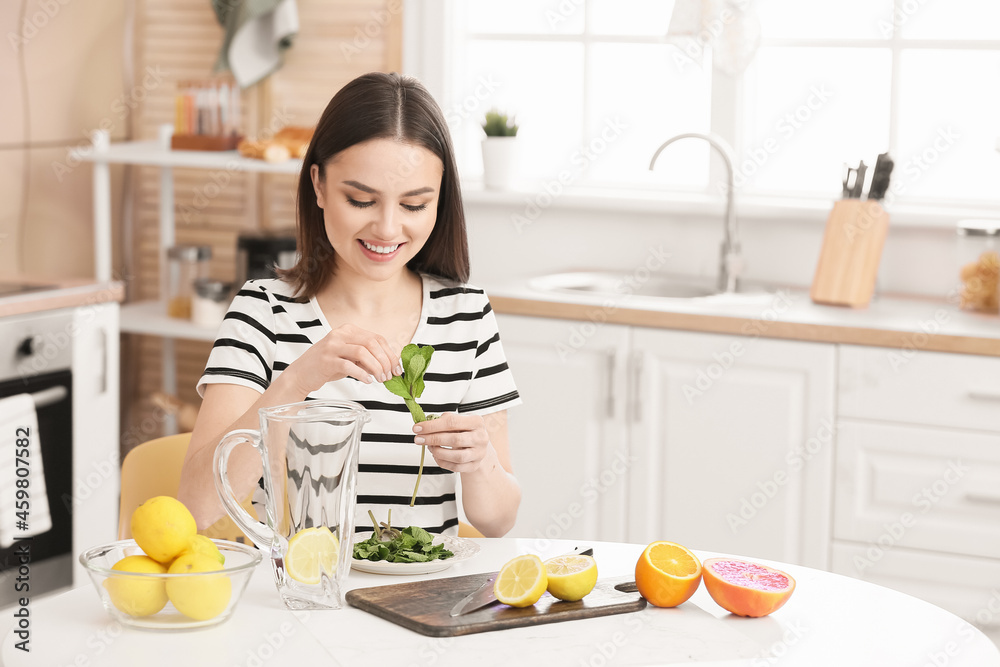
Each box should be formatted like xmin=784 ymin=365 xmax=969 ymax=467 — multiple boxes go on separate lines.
xmin=810 ymin=199 xmax=889 ymax=308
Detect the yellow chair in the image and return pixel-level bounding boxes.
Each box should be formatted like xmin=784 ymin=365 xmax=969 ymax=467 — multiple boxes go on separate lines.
xmin=118 ymin=432 xmax=193 ymax=540
xmin=118 ymin=432 xmax=485 ymax=539
xmin=458 ymin=522 xmax=485 ymax=538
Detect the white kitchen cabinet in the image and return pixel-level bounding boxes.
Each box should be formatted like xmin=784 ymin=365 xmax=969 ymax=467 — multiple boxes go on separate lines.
xmin=70 ymin=301 xmax=120 ymax=584
xmin=497 ymin=314 xmax=837 ymax=567
xmin=497 ymin=314 xmax=631 ymax=544
xmin=839 ymin=344 xmax=1000 ymax=433
xmin=627 ymin=328 xmax=836 ymax=569
xmin=835 ymin=345 xmax=1000 ymax=640
xmin=834 ymin=420 xmax=1000 ymax=560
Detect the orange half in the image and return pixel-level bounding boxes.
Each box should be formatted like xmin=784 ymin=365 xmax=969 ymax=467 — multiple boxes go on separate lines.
xmin=634 ymin=541 xmax=702 ymax=608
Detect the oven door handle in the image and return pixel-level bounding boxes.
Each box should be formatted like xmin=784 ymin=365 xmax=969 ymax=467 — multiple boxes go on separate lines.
xmin=30 ymin=386 xmax=68 ymax=408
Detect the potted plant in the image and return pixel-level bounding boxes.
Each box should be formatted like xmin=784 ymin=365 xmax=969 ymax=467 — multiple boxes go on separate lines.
xmin=481 ymin=108 xmax=519 ymax=190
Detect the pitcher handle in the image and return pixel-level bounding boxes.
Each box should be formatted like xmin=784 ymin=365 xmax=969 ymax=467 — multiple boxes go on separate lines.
xmin=213 ymin=429 xmax=274 ymax=548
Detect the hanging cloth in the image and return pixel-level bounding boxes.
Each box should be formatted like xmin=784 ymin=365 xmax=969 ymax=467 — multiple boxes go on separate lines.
xmin=212 ymin=0 xmax=299 ymax=89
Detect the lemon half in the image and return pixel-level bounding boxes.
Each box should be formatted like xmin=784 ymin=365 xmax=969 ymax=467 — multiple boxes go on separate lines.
xmin=494 ymin=554 xmax=548 ymax=608
xmin=544 ymin=554 xmax=598 ymax=601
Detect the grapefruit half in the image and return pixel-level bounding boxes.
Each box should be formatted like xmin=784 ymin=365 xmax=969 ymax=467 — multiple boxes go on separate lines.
xmin=702 ymin=557 xmax=795 ymax=617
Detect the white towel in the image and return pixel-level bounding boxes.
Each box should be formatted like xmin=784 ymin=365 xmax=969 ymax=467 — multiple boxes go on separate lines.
xmin=214 ymin=0 xmax=299 ymax=89
xmin=0 ymin=394 xmax=53 ymax=549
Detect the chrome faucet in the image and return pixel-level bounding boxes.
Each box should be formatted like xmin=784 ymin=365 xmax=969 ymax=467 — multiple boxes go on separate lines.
xmin=649 ymin=132 xmax=743 ymax=294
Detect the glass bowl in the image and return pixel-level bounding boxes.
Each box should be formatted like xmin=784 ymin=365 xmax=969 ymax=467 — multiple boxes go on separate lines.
xmin=80 ymin=538 xmax=262 ymax=630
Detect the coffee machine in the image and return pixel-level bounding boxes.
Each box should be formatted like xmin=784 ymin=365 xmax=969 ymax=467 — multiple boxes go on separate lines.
xmin=236 ymin=230 xmax=298 ymax=284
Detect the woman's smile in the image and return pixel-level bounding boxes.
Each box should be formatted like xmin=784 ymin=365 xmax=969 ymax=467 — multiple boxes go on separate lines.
xmin=358 ymin=239 xmax=404 ymax=261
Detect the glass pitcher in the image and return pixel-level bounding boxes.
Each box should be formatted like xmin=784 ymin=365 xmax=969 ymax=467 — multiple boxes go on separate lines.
xmin=214 ymin=400 xmax=370 ymax=610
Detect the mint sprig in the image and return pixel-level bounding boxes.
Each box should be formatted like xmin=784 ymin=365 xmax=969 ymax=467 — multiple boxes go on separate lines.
xmin=383 ymin=343 xmax=438 ymax=506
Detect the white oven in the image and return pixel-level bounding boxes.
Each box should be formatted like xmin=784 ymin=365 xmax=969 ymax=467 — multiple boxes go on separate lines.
xmin=0 ymin=301 xmax=120 ymax=602
xmin=0 ymin=310 xmax=75 ymax=606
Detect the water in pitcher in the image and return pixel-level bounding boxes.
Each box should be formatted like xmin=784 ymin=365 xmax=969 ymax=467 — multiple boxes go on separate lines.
xmin=215 ymin=400 xmax=370 ymax=610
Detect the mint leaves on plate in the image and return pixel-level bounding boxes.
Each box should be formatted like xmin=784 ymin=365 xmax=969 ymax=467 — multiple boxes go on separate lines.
xmin=352 ymin=525 xmax=454 ymax=563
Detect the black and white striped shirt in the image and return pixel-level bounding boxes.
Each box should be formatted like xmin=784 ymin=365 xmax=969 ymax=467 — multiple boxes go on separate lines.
xmin=197 ymin=274 xmax=522 ymax=535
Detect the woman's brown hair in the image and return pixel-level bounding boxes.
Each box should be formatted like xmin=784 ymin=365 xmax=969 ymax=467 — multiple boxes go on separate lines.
xmin=281 ymin=72 xmax=470 ymax=297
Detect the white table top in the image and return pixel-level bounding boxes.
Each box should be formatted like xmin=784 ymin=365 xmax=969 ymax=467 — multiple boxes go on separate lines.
xmin=3 ymin=538 xmax=998 ymax=666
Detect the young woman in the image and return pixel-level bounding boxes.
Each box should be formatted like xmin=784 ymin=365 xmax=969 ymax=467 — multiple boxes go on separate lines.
xmin=177 ymin=72 xmax=521 ymax=537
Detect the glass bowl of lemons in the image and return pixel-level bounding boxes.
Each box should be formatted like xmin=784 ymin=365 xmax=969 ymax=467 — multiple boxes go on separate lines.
xmin=80 ymin=538 xmax=262 ymax=630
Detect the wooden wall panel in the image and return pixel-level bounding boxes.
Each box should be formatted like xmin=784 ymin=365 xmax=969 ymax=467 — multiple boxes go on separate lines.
xmin=122 ymin=0 xmax=405 ymax=447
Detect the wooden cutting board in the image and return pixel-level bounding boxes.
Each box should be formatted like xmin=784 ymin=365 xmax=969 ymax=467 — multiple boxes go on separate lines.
xmin=345 ymin=573 xmax=646 ymax=637
xmin=810 ymin=199 xmax=890 ymax=308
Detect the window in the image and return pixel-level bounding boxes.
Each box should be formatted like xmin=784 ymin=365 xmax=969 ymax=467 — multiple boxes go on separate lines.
xmin=747 ymin=0 xmax=1000 ymax=206
xmin=422 ymin=1 xmax=1000 ymax=208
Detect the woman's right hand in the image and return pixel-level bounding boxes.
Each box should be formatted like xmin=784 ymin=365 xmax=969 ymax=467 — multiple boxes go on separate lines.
xmin=286 ymin=324 xmax=403 ymax=395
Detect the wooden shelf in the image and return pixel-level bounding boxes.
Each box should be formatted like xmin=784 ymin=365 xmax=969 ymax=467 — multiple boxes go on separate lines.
xmin=120 ymin=301 xmax=219 ymax=341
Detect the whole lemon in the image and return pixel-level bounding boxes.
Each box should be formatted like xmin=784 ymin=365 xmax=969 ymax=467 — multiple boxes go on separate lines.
xmin=103 ymin=555 xmax=168 ymax=617
xmin=184 ymin=534 xmax=225 ymax=565
xmin=131 ymin=496 xmax=197 ymax=564
xmin=166 ymin=552 xmax=232 ymax=621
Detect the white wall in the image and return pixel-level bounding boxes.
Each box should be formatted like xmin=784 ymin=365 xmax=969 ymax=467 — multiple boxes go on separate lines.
xmin=464 ymin=192 xmax=961 ymax=301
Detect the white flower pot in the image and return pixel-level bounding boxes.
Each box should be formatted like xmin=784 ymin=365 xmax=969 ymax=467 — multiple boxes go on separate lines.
xmin=481 ymin=136 xmax=519 ymax=190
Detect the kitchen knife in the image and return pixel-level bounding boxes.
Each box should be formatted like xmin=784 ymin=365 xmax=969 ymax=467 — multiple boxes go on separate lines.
xmin=867 ymin=152 xmax=894 ymax=201
xmin=849 ymin=160 xmax=867 ymax=199
xmin=448 ymin=546 xmax=594 ymax=617
xmin=841 ymin=163 xmax=856 ymax=199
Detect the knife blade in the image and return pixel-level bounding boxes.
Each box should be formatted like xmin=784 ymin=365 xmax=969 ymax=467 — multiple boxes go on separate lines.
xmin=448 ymin=546 xmax=594 ymax=617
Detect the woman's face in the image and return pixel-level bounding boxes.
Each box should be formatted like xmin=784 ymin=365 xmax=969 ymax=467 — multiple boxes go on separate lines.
xmin=311 ymin=138 xmax=443 ymax=283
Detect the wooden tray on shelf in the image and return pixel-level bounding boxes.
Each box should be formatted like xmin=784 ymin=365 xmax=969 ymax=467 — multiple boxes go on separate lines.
xmin=170 ymin=134 xmax=242 ymax=151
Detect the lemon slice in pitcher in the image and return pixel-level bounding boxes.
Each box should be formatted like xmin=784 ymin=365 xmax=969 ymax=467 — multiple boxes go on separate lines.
xmin=285 ymin=526 xmax=340 ymax=585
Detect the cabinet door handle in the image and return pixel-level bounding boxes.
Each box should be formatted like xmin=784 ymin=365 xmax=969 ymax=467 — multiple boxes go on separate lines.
xmin=967 ymin=389 xmax=1000 ymax=402
xmin=605 ymin=350 xmax=616 ymax=419
xmin=98 ymin=327 xmax=108 ymax=394
xmin=964 ymin=492 xmax=1000 ymax=506
xmin=630 ymin=352 xmax=643 ymax=423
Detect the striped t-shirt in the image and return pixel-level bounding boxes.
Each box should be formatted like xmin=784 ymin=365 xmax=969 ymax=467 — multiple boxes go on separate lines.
xmin=197 ymin=273 xmax=522 ymax=536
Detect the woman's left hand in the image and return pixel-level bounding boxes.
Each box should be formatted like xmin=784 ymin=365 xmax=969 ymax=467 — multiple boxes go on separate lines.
xmin=413 ymin=413 xmax=492 ymax=473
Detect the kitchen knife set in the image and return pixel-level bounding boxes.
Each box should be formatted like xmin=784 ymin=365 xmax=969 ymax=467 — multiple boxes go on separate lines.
xmin=813 ymin=152 xmax=893 ymax=308
xmin=842 ymin=152 xmax=894 ymax=201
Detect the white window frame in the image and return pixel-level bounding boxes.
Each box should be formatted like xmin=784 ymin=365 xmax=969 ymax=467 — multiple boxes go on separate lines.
xmin=403 ymin=0 xmax=1000 ymax=228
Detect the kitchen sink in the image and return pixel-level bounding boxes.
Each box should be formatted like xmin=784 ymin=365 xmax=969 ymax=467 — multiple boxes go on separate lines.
xmin=528 ymin=271 xmax=776 ymax=303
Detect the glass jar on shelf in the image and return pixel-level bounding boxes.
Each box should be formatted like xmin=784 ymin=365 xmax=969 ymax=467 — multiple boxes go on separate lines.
xmin=166 ymin=245 xmax=211 ymax=319
xmin=956 ymin=219 xmax=1000 ymax=314
xmin=192 ymin=279 xmax=233 ymax=329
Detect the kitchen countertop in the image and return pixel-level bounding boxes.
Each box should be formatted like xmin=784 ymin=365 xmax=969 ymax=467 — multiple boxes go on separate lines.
xmin=485 ymin=275 xmax=1000 ymax=357
xmin=0 ymin=278 xmax=125 ymax=318
xmin=3 ymin=538 xmax=998 ymax=666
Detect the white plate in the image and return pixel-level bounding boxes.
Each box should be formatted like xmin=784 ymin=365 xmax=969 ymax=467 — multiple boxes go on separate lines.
xmin=350 ymin=533 xmax=480 ymax=575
